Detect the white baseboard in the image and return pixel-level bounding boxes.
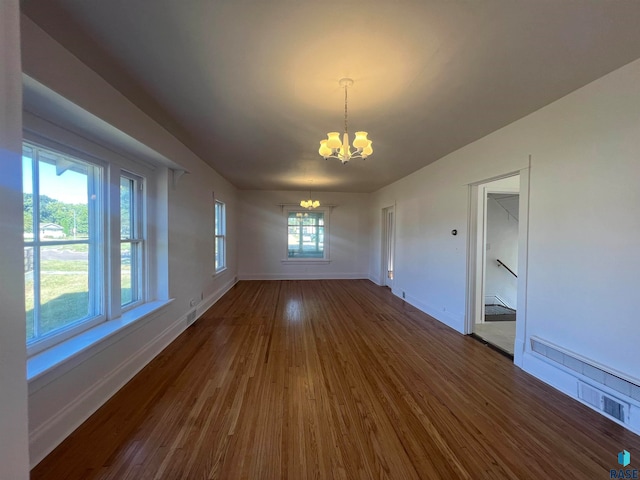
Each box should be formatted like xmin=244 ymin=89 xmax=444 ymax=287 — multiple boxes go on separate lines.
xmin=195 ymin=277 xmax=237 ymax=320
xmin=484 ymin=294 xmax=503 ymax=306
xmin=368 ymin=275 xmax=382 ymax=286
xmin=393 ymin=289 xmax=464 ymax=334
xmin=238 ymin=273 xmax=369 ymax=280
xmin=29 ymin=312 xmax=187 ymax=467
xmin=484 ymin=294 xmax=515 ymax=309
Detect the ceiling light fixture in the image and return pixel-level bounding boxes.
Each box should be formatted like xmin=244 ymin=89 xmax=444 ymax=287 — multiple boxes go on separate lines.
xmin=300 ymin=181 xmax=320 ymax=209
xmin=300 ymin=198 xmax=320 ymax=209
xmin=319 ymin=78 xmax=373 ymax=164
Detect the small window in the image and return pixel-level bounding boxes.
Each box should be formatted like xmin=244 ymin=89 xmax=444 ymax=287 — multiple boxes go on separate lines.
xmin=120 ymin=174 xmax=144 ymax=308
xmin=214 ymin=200 xmax=226 ymax=272
xmin=287 ymin=211 xmax=325 ymax=259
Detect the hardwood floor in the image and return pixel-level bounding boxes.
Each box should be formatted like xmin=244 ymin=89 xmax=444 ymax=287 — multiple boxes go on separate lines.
xmin=32 ymin=280 xmax=639 ymax=479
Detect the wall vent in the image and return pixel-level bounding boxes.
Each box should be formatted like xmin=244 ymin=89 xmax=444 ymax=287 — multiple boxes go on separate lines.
xmin=531 ymin=337 xmax=640 ymax=403
xmin=604 ymin=396 xmax=626 ymax=422
xmin=578 ymin=381 xmax=628 ymax=423
xmin=578 ymin=382 xmax=601 ymax=408
xmin=186 ymin=309 xmax=197 ymax=326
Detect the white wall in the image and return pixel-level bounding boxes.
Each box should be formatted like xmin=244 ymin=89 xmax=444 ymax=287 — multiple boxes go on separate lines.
xmin=238 ymin=190 xmax=369 ymax=279
xmin=0 ymin=2 xmax=30 ymax=478
xmin=370 ymin=57 xmax=640 ymax=430
xmin=485 ymin=195 xmax=519 ymax=309
xmin=21 ymin=16 xmax=238 ymax=466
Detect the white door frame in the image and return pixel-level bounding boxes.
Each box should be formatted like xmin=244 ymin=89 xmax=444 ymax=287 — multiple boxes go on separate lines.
xmin=381 ymin=205 xmax=396 ymax=288
xmin=480 ymin=187 xmax=520 ymax=323
xmin=465 ymin=168 xmax=530 ymax=367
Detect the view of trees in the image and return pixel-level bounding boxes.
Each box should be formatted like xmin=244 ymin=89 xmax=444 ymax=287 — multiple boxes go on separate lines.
xmin=23 ymin=194 xmax=89 ymax=237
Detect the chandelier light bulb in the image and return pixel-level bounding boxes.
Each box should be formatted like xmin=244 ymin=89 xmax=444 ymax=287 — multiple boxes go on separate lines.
xmin=326 ymin=132 xmax=342 ymax=150
xmin=363 ymin=139 xmax=373 ymax=157
xmin=353 ymin=131 xmax=369 ymax=149
xmin=319 ymin=140 xmax=332 ymax=157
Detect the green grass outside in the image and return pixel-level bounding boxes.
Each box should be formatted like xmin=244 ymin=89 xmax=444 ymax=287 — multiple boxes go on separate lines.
xmin=25 ymin=255 xmax=131 ymax=341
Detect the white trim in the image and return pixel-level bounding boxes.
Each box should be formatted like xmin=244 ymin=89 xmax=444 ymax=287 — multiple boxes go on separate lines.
xmin=381 ymin=204 xmax=396 ymax=289
xmin=283 ymin=206 xmax=331 ymax=261
xmin=195 ymin=277 xmax=237 ymax=320
xmin=464 ymin=170 xmax=529 ymax=367
xmin=212 ymin=266 xmax=228 ymax=277
xmin=27 ymin=300 xmax=173 ymax=385
xmin=239 ymin=273 xmax=368 ymax=280
xmin=280 ymin=259 xmax=331 ymax=265
xmin=484 ymin=294 xmax=514 ymax=309
xmin=395 ymin=289 xmax=464 ymax=333
xmin=214 ymin=199 xmax=226 ymax=273
xmin=521 ymin=351 xmax=640 ymax=436
xmin=513 ymin=166 xmax=531 ymax=368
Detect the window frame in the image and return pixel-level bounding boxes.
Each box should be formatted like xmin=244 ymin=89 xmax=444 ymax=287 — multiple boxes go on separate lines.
xmin=22 ymin=136 xmax=151 ymax=356
xmin=214 ymin=199 xmax=226 ymax=273
xmin=118 ymin=171 xmax=146 ymax=312
xmin=282 ymin=206 xmax=331 ymax=264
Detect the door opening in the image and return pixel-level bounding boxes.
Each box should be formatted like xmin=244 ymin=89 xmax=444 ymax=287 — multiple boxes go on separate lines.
xmin=467 ymin=174 xmax=523 ymax=360
xmin=381 ymin=206 xmax=395 ymax=288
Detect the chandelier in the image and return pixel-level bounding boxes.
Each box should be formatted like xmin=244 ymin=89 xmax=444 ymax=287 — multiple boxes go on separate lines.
xmin=318 ymin=78 xmax=373 ymax=164
xmin=300 ymin=199 xmax=320 ymax=209
xmin=300 ymin=182 xmax=320 ymax=209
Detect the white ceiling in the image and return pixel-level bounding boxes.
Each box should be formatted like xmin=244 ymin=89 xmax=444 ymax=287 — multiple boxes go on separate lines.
xmin=22 ymin=0 xmax=640 ymax=192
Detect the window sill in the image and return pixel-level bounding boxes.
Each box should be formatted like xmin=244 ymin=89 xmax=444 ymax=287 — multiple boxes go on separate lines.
xmin=27 ymin=299 xmax=174 ymax=386
xmin=281 ymin=259 xmax=331 ymax=265
xmin=213 ymin=266 xmax=228 ymax=276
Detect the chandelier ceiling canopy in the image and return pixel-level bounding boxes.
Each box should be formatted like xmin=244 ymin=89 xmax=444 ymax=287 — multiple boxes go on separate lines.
xmin=319 ymin=78 xmax=373 ymax=164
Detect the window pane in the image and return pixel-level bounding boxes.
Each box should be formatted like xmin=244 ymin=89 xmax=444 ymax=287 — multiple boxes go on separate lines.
xmin=214 ymin=203 xmax=221 ymax=234
xmin=25 ymin=144 xmax=100 ymax=345
xmin=120 ymin=177 xmax=133 ymax=239
xmin=287 ymin=211 xmax=324 ymax=258
xmin=23 ymin=147 xmax=34 ymax=239
xmin=39 ymin=244 xmax=90 ymax=337
xmin=121 ymin=242 xmax=133 ymax=306
xmin=215 ymin=237 xmax=224 ymax=270
xmin=38 ymin=154 xmax=89 ymax=241
xmin=25 ymin=247 xmax=35 ymax=342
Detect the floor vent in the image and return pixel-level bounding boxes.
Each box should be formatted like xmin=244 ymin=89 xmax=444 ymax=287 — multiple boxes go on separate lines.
xmin=186 ymin=309 xmax=197 ymax=326
xmin=578 ymin=382 xmax=628 ymax=423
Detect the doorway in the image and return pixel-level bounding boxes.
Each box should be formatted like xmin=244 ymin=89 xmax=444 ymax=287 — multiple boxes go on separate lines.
xmin=466 ymin=172 xmax=528 ymax=363
xmin=381 ymin=206 xmax=395 ymax=288
xmin=475 ymin=188 xmax=519 ymax=355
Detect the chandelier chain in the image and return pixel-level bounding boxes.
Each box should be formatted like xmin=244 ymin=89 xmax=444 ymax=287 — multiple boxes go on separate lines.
xmin=344 ymin=83 xmax=348 ymax=134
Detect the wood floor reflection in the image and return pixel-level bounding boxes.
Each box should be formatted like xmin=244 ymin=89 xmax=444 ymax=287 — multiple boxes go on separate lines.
xmin=32 ymin=280 xmax=640 ymax=479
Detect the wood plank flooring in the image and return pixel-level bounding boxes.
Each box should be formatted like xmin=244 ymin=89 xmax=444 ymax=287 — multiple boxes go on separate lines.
xmin=32 ymin=280 xmax=640 ymax=479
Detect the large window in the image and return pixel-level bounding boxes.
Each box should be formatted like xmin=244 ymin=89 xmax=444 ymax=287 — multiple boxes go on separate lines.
xmin=287 ymin=211 xmax=325 ymax=259
xmin=214 ymin=200 xmax=226 ymax=272
xmin=23 ymin=142 xmax=146 ymax=352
